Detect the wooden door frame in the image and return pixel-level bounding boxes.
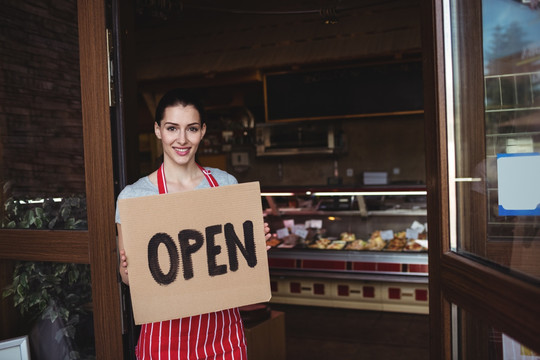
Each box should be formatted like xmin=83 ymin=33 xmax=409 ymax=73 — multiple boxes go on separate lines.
xmin=0 ymin=0 xmax=124 ymax=357
xmin=78 ymin=0 xmax=124 ymax=357
xmin=422 ymin=0 xmax=540 ymax=358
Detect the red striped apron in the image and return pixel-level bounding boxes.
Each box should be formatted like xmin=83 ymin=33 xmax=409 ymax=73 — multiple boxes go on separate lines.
xmin=136 ymin=164 xmax=247 ymax=360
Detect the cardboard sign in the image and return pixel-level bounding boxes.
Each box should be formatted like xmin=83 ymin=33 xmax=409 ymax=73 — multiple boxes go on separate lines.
xmin=118 ymin=181 xmax=271 ymax=325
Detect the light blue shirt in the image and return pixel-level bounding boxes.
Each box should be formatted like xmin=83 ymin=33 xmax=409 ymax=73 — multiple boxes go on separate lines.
xmin=115 ymin=167 xmax=238 ymax=223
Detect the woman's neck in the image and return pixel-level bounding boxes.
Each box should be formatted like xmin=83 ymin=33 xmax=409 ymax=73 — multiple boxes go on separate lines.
xmin=161 ymin=161 xmax=203 ymax=193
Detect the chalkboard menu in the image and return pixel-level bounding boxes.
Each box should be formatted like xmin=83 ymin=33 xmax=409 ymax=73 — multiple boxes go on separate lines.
xmin=264 ymin=61 xmax=423 ymax=121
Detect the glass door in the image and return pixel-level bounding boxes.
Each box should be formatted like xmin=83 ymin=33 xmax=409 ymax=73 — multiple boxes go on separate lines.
xmin=424 ymin=0 xmax=540 ymax=358
xmin=0 ymin=0 xmax=123 ymax=358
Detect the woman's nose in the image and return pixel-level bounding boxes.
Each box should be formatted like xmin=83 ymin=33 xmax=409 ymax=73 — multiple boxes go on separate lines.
xmin=176 ymin=130 xmax=187 ymax=144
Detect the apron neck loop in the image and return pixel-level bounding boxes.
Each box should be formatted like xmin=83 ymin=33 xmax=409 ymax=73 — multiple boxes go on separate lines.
xmin=157 ymin=163 xmax=219 ymax=195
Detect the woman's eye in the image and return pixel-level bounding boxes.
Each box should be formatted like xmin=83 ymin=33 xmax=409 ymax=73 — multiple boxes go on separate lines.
xmin=167 ymin=126 xmax=177 ymax=132
xmin=188 ymin=126 xmax=199 ymax=132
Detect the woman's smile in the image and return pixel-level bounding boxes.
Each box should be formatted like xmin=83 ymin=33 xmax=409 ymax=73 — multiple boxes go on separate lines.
xmin=173 ymin=146 xmax=190 ymax=156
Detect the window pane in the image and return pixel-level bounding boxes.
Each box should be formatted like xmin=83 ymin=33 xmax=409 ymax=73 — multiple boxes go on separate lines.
xmin=0 ymin=0 xmax=87 ymax=230
xmin=1 ymin=260 xmax=95 ymax=359
xmin=452 ymin=304 xmax=539 ymax=359
xmin=449 ymin=0 xmax=540 ymax=281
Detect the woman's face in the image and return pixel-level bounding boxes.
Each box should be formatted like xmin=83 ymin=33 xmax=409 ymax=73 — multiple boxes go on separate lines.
xmin=154 ymin=104 xmax=206 ymax=166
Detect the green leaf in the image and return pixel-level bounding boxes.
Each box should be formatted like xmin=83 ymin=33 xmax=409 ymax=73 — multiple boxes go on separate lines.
xmin=6 ymin=221 xmax=16 ymax=229
xmin=48 ymin=217 xmax=57 ymax=229
xmin=20 ymin=273 xmax=28 ymax=287
xmin=65 ymin=293 xmax=80 ymax=304
xmin=60 ymin=206 xmax=71 ymax=221
xmin=55 ymin=328 xmax=65 ymax=343
xmin=16 ymin=283 xmax=26 ymax=297
xmin=26 ymin=210 xmax=36 ymax=225
xmin=35 ymin=207 xmax=44 ymax=218
xmin=68 ymin=351 xmax=81 ymax=360
xmin=13 ymin=295 xmax=25 ymax=307
xmin=2 ymin=287 xmax=15 ymax=298
xmin=43 ymin=306 xmax=59 ymax=323
xmin=68 ymin=270 xmax=78 ymax=284
xmin=58 ymin=307 xmax=69 ymax=321
xmin=65 ymin=218 xmax=75 ymax=229
xmin=72 ymin=219 xmax=86 ymax=229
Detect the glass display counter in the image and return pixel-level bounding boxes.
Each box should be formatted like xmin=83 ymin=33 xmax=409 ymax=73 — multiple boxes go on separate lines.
xmin=262 ymin=186 xmax=429 ymax=314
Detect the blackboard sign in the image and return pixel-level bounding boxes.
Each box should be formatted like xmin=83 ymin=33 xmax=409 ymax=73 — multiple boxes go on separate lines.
xmin=264 ymin=61 xmax=424 ymax=121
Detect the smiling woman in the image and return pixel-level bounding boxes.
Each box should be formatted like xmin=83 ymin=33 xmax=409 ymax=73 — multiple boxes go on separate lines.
xmin=115 ymin=88 xmax=271 ymax=359
xmin=116 ymin=88 xmax=247 ymax=359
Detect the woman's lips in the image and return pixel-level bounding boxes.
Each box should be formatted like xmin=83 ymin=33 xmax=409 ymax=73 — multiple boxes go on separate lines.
xmin=174 ymin=147 xmax=190 ymax=156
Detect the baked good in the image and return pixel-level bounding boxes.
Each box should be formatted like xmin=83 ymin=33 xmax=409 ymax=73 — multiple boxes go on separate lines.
xmin=404 ymin=240 xmax=427 ymax=251
xmin=340 ymin=232 xmax=356 ymax=241
xmin=385 ymin=238 xmax=407 ymax=251
xmin=327 ymin=240 xmax=346 ymax=250
xmin=266 ymin=236 xmax=282 ymax=248
xmin=345 ymin=239 xmax=368 ymax=250
xmin=366 ymin=231 xmax=386 ymax=250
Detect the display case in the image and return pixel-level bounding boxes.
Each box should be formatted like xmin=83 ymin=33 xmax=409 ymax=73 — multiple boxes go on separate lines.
xmin=262 ymin=186 xmax=429 ymax=314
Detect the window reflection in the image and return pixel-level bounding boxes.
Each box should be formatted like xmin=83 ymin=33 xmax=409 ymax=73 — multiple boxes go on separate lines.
xmin=481 ymin=0 xmax=540 ymax=280
xmin=453 ymin=304 xmax=539 ymax=359
xmin=2 ymin=261 xmax=95 ymax=359
xmin=0 ymin=0 xmax=87 ymax=230
xmin=451 ymin=0 xmax=540 ymax=281
xmin=2 ymin=196 xmax=87 ymax=230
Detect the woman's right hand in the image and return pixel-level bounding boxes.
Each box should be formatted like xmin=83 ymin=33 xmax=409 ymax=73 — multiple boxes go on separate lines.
xmin=120 ymin=249 xmax=129 ymax=276
xmin=119 ymin=248 xmax=129 ymax=285
xmin=117 ymin=224 xmax=130 ymax=285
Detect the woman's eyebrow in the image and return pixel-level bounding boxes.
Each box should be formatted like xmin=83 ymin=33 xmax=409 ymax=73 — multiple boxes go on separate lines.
xmin=163 ymin=121 xmax=200 ymax=126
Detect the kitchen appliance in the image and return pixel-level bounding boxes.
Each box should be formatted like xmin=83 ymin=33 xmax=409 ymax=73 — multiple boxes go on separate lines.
xmin=255 ymin=122 xmax=343 ymax=156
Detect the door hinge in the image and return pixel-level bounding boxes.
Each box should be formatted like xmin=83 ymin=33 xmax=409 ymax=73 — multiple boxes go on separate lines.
xmin=106 ymin=28 xmax=116 ymax=107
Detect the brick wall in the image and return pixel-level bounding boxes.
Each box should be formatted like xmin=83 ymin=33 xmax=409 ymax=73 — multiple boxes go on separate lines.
xmin=0 ymin=0 xmax=84 ymax=198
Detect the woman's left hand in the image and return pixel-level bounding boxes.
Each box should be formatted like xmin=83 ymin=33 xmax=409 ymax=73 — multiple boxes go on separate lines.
xmin=264 ymin=222 xmax=272 ymax=251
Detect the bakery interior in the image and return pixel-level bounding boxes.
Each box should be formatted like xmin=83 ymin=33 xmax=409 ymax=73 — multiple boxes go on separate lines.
xmin=128 ymin=0 xmax=428 ymax=359
xmin=3 ymin=0 xmax=540 ymax=358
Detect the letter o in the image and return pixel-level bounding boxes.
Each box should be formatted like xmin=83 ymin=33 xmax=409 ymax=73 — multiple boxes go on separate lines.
xmin=147 ymin=233 xmax=179 ymax=285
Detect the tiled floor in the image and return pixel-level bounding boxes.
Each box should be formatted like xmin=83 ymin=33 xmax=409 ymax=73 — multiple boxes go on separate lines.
xmin=270 ymin=304 xmax=429 ymax=360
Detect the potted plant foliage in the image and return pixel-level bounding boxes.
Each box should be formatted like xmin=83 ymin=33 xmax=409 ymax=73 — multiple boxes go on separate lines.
xmin=2 ymin=195 xmax=95 ymax=360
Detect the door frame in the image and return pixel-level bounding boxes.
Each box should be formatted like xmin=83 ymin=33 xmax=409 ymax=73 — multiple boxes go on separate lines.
xmin=422 ymin=0 xmax=540 ymax=358
xmin=0 ymin=0 xmax=124 ymax=357
xmin=78 ymin=0 xmax=124 ymax=357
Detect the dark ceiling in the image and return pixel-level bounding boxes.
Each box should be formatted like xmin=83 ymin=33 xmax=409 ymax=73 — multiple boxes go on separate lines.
xmin=135 ymin=0 xmax=392 ymax=26
xmin=134 ymin=0 xmax=422 ymax=86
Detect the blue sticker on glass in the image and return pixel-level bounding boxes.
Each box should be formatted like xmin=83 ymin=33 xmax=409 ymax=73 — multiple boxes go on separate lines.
xmin=497 ymin=153 xmax=540 ymax=216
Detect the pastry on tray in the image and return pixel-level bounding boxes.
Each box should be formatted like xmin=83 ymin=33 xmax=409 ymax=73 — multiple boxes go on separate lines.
xmin=266 ymin=236 xmax=282 ymax=248
xmin=384 ymin=238 xmax=407 ymax=251
xmin=345 ymin=239 xmax=368 ymax=250
xmin=340 ymin=232 xmax=356 ymax=241
xmin=365 ymin=231 xmax=386 ymax=250
xmin=404 ymin=240 xmax=428 ymax=252
xmin=326 ymin=240 xmax=346 ymax=250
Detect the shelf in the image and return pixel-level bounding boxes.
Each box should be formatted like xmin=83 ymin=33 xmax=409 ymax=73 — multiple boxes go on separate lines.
xmin=368 ymin=209 xmax=427 ymax=216
xmin=269 ymin=269 xmax=428 ymax=284
xmin=268 ymin=249 xmax=427 ymax=263
xmin=268 ymin=208 xmax=427 ymax=216
xmin=267 ymin=249 xmax=428 ymax=279
xmin=263 ymin=186 xmax=429 ymax=285
xmin=261 ymin=184 xmax=426 ymax=196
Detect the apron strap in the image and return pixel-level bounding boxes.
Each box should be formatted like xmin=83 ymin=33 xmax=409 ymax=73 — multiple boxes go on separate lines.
xmin=197 ymin=164 xmax=219 ymax=188
xmin=157 ymin=163 xmax=167 ymax=194
xmin=157 ymin=163 xmax=219 ymax=195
